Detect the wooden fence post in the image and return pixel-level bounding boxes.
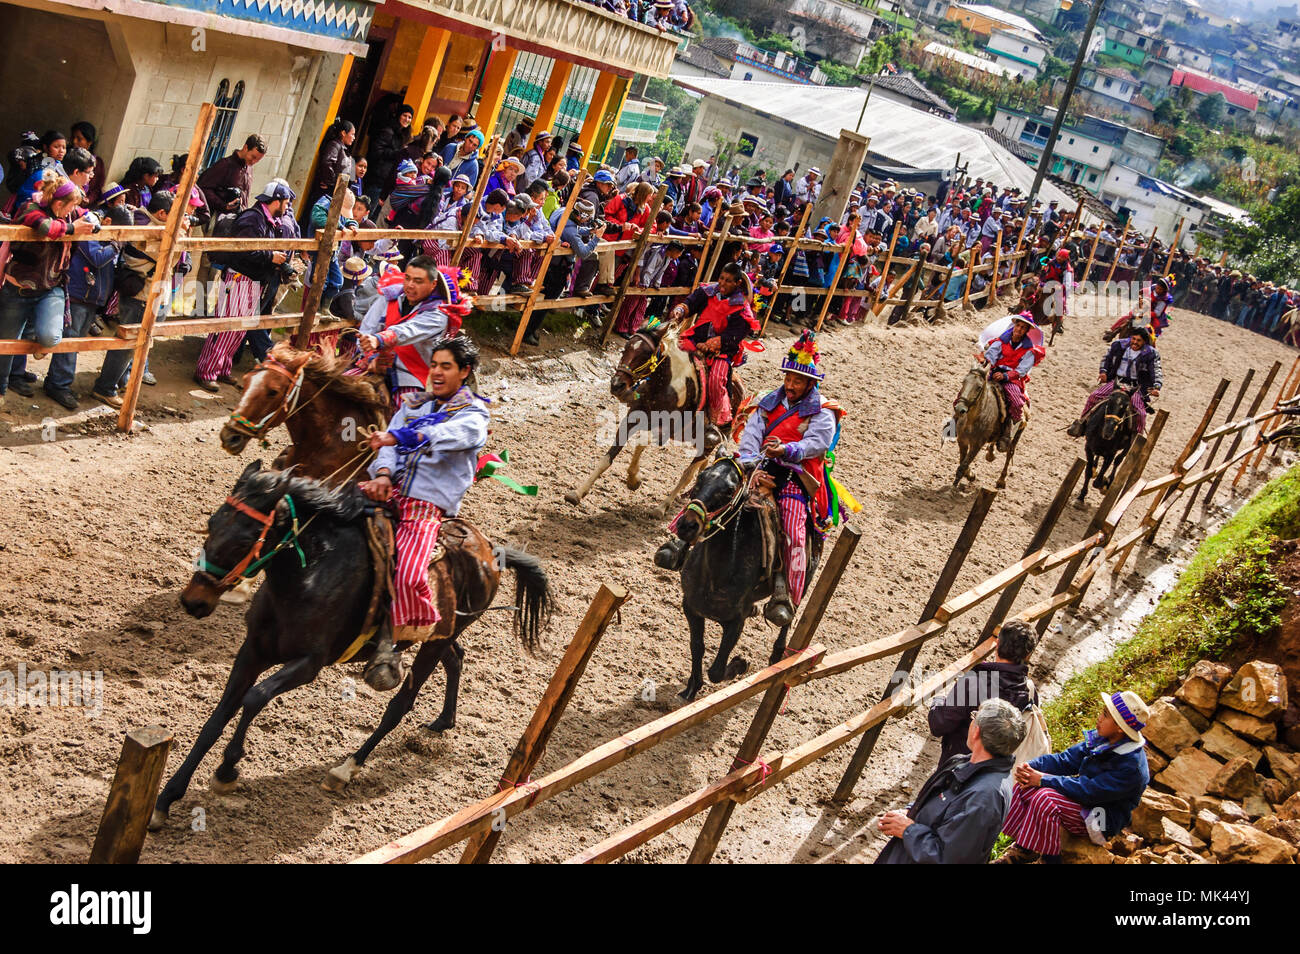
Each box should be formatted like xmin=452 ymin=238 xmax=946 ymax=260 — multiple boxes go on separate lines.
xmin=871 ymin=222 xmax=902 ymax=311
xmin=832 ymin=487 xmax=998 ymax=802
xmin=988 ymin=230 xmax=1003 ymax=306
xmin=600 ymin=185 xmax=668 ymax=344
xmin=89 ymin=727 xmax=173 ymax=864
xmin=934 ymin=260 xmax=957 ymax=322
xmin=1121 ymin=408 xmax=1168 ymax=495
xmin=1180 ymin=371 xmax=1253 ymax=522
xmin=450 ymin=137 xmax=499 ymax=266
xmin=813 ymin=222 xmax=857 ymax=333
xmin=961 ymin=249 xmax=974 ymax=309
xmin=1267 ymin=355 xmax=1300 ymax=461
xmin=974 ymin=459 xmax=1084 ymax=647
xmin=1244 ymin=353 xmax=1300 ymax=474
xmin=117 ymin=103 xmax=216 ymax=432
xmin=1068 ymin=430 xmax=1154 ymax=606
xmin=759 ymin=204 xmax=812 ymax=335
xmin=461 ymin=583 xmax=629 ymax=863
xmin=1203 ymin=362 xmax=1280 ymax=509
xmin=1163 ymin=217 xmax=1185 ymax=274
xmin=294 ymin=173 xmax=350 ymax=348
xmin=690 ymin=209 xmax=724 ymax=294
xmin=1081 ymin=226 xmax=1101 ymax=284
xmin=687 ymin=525 xmax=862 ymax=863
xmin=1105 ymin=222 xmax=1129 ymax=285
xmin=510 ymin=170 xmax=587 ymax=355
xmin=895 ymin=258 xmax=925 ymax=324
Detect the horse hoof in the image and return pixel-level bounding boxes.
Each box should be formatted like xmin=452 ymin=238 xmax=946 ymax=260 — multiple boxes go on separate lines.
xmin=563 ymin=491 xmax=581 ymax=506
xmin=322 ymin=757 xmax=357 ymax=793
xmin=724 ymin=657 xmax=749 ymax=680
xmin=996 ymin=479 xmax=1007 ymax=490
xmin=148 ymin=808 xmax=168 ymax=832
xmin=363 ymin=661 xmax=404 ymax=692
xmin=678 ymin=683 xmax=700 ymax=702
xmin=626 ymin=477 xmax=642 ymax=491
xmin=985 ymin=446 xmax=996 ymax=461
xmin=425 ymin=715 xmax=455 ymax=733
xmin=210 ymin=770 xmax=239 ymax=795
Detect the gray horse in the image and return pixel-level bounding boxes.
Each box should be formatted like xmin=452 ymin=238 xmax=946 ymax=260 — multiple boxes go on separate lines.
xmin=947 ymin=363 xmax=1024 ymax=489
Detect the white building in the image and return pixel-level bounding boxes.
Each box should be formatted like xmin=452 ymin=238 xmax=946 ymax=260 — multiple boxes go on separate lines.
xmin=1100 ymin=165 xmax=1208 ymax=247
xmin=987 ymin=27 xmax=1049 ymax=81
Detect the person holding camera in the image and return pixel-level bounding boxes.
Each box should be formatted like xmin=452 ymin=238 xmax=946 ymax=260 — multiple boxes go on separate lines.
xmin=194 ymin=180 xmax=294 ymax=392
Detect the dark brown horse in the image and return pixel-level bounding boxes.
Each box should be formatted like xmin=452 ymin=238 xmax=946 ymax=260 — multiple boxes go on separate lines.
xmin=220 ymin=340 xmax=389 ymax=485
xmin=566 ymin=321 xmax=744 ymax=513
xmin=151 ymin=462 xmax=553 ymax=830
xmin=1080 ymin=385 xmax=1139 ymax=502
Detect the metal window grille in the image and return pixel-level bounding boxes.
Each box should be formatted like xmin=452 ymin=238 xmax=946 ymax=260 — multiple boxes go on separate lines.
xmin=202 ymin=79 xmax=245 ymax=172
xmin=495 ymin=53 xmax=598 ymax=147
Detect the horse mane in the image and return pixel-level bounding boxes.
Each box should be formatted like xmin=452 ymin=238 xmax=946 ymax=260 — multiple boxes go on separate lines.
xmin=268 ymin=340 xmax=390 ymax=414
xmin=242 ymin=469 xmax=370 ymax=523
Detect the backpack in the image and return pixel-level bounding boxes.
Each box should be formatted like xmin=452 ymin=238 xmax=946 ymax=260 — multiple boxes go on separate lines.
xmin=211 ymin=212 xmax=239 ymax=238
xmin=1014 ymin=677 xmax=1051 ymax=767
xmin=114 ymin=246 xmax=155 ymax=299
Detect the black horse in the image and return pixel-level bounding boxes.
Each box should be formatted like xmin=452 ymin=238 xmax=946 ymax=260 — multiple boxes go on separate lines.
xmin=151 ymin=462 xmax=552 ymax=829
xmin=1080 ymin=385 xmax=1139 ymax=502
xmin=668 ymin=456 xmax=821 ymax=701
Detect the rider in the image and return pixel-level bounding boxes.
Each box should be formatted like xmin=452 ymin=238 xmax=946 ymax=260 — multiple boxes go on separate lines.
xmin=1149 ymin=275 xmax=1174 ymax=337
xmin=669 ymin=261 xmax=759 ymax=435
xmin=656 ymin=331 xmax=844 ymax=628
xmin=356 ymin=255 xmax=473 ymax=405
xmin=1066 ymin=325 xmax=1162 ymax=438
xmin=983 ymin=312 xmax=1043 ymax=452
xmin=357 ymin=334 xmax=489 ymax=690
xmin=1039 ymin=247 xmax=1071 ymax=334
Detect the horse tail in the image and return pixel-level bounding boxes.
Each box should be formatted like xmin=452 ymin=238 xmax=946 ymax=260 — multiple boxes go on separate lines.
xmin=502 ymin=549 xmax=554 ymax=654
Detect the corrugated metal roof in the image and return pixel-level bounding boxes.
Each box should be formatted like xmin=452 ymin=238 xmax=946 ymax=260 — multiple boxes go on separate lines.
xmin=953 ymin=3 xmax=1044 ymax=38
xmin=674 ymin=77 xmax=1074 ymax=206
xmin=923 ymin=41 xmax=1019 ymax=79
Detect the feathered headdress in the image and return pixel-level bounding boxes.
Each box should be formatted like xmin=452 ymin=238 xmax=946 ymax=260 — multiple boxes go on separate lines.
xmin=781 ymin=329 xmax=824 ymax=381
xmin=434 ymin=265 xmax=474 ymax=337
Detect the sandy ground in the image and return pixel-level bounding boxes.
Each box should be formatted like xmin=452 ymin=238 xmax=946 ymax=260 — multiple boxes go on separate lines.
xmin=0 ymin=299 xmax=1294 ymax=864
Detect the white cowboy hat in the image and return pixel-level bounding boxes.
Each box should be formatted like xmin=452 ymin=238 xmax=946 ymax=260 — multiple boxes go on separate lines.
xmin=1102 ymin=690 xmax=1149 ymax=743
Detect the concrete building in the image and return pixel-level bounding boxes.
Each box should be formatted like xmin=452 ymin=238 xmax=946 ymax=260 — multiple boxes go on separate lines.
xmin=1098 ymin=164 xmax=1208 ymax=247
xmin=671 ymin=37 xmax=828 ymax=87
xmin=944 ymin=3 xmax=1044 ymax=40
xmin=1100 ymin=24 xmax=1167 ymax=67
xmin=993 ymin=105 xmax=1164 ymax=194
xmin=1168 ymin=66 xmax=1259 ymax=119
xmin=987 ymin=27 xmax=1048 ymax=81
xmin=922 ymin=41 xmax=1020 ymax=82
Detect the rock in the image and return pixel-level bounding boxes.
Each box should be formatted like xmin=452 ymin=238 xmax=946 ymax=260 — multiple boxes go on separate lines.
xmin=1060 ymin=831 xmax=1114 ymax=864
xmin=1279 ymin=792 xmax=1300 ymax=821
xmin=1208 ymin=756 xmax=1262 ymax=800
xmin=1173 ymin=701 xmax=1211 ymax=733
xmin=1194 ymin=808 xmax=1221 ymax=841
xmin=1159 ymin=816 xmax=1202 ymax=850
xmin=1130 ymin=790 xmax=1192 ymax=841
xmin=1125 ymin=848 xmax=1160 ymax=864
xmin=1199 ymin=723 xmax=1262 ymax=766
xmin=1219 ymin=661 xmax=1289 ymax=721
xmin=1176 ymin=660 xmax=1234 ymax=717
xmin=1146 ymin=746 xmax=1170 ymax=775
xmin=1286 ymin=723 xmax=1300 ymax=751
xmin=1210 ymin=821 xmax=1297 ymax=863
xmin=1218 ymin=800 xmax=1250 ymax=824
xmin=1192 ymin=794 xmax=1223 ymax=815
xmin=1111 ymin=831 xmax=1144 ymax=856
xmin=1144 ymin=697 xmax=1202 ymax=757
xmin=1244 ymin=794 xmax=1273 ymax=819
xmin=1263 ymin=746 xmax=1300 ymax=791
xmin=1262 ymin=778 xmax=1290 ymax=806
xmin=1216 ymin=709 xmax=1278 ymax=744
xmin=1158 ymin=747 xmax=1226 ymax=797
xmin=1255 ymin=816 xmax=1300 ymax=848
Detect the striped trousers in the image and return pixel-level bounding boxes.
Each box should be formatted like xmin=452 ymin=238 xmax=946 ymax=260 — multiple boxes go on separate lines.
xmin=694 ymin=355 xmax=732 ymax=425
xmin=1001 ymin=379 xmax=1027 ymax=422
xmin=512 ymin=250 xmax=542 ymax=287
xmin=420 ymin=242 xmax=452 ymax=266
xmin=778 ymin=483 xmax=810 ymax=606
xmin=196 ymin=273 xmax=260 ymax=382
xmin=1001 ymin=784 xmax=1088 ymax=857
xmin=392 ymin=494 xmax=445 ymax=628
xmin=1081 ymin=381 xmax=1146 ymax=432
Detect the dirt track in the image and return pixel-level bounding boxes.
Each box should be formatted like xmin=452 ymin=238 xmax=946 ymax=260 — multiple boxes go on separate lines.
xmin=0 ymin=300 xmax=1294 ymax=863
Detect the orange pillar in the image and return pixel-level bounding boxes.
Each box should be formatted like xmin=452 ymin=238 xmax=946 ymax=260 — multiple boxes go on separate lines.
xmin=475 ymin=47 xmax=519 ymax=141
xmin=407 ymin=27 xmax=452 ymax=123
xmin=575 ymin=70 xmax=618 ymax=161
xmin=531 ymin=60 xmax=573 ymax=144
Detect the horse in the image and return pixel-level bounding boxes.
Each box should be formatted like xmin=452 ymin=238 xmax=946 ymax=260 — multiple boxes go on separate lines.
xmin=1080 ymin=385 xmax=1139 ymax=502
xmin=150 ymin=461 xmax=554 ymax=830
xmin=668 ymin=456 xmax=820 ymax=701
xmin=948 ymin=363 xmax=1023 ymax=490
xmin=566 ymin=320 xmax=744 ymax=514
xmin=219 ymin=340 xmax=389 ymax=484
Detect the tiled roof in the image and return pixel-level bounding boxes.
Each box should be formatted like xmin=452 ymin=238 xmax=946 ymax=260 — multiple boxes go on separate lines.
xmin=676 ymin=41 xmax=731 ymax=77
xmin=870 ymin=72 xmax=955 ymax=114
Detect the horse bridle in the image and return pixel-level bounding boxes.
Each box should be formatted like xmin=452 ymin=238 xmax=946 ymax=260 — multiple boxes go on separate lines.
xmin=614 ymin=331 xmax=664 ymax=398
xmin=682 ymin=455 xmax=750 ymax=542
xmin=196 ymin=494 xmax=307 ymax=589
xmin=226 ymin=357 xmax=306 ymax=440
xmin=954 ymin=366 xmax=986 ymax=416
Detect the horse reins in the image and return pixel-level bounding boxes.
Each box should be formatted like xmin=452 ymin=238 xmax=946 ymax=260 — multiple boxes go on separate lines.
xmin=197 ymin=493 xmax=309 ymax=589
xmin=226 ymin=356 xmax=306 ymax=441
xmin=683 ymin=455 xmax=751 ymax=542
xmin=614 ymin=331 xmax=665 ymax=398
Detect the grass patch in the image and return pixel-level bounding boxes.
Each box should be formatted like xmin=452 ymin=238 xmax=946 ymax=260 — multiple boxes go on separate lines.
xmin=1041 ymin=465 xmax=1300 ymax=749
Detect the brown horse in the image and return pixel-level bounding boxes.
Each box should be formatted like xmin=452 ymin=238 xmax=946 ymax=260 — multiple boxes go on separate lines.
xmin=948 ymin=363 xmax=1023 ymax=489
xmin=566 ymin=321 xmax=744 ymax=513
xmin=220 ymin=340 xmax=389 ymax=485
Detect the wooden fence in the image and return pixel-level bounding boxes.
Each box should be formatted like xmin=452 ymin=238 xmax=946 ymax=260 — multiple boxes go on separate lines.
xmin=330 ymin=358 xmax=1300 ymax=865
xmin=2 ymin=104 xmax=1095 ymax=434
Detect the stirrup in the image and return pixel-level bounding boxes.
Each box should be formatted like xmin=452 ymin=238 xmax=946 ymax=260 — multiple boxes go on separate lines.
xmin=362 ymin=632 xmax=406 ymax=692
xmin=764 ymin=573 xmax=794 ymax=626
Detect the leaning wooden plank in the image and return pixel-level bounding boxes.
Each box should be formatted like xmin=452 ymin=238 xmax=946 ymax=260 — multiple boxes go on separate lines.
xmin=790 ymin=618 xmax=949 ymax=687
xmin=933 ymin=549 xmax=1048 ymax=623
xmin=1016 ymin=588 xmax=1082 ymax=624
xmin=350 ymin=645 xmax=825 ymax=864
xmin=0 ymin=336 xmax=137 ymax=355
xmin=1036 ymin=533 xmax=1106 ymax=575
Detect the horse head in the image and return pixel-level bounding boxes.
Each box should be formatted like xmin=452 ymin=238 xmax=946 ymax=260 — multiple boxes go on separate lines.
xmin=611 ymin=321 xmax=669 ymax=405
xmin=673 ymin=453 xmax=746 ymax=545
xmin=954 ymin=363 xmax=987 ymax=418
xmin=181 ymin=460 xmax=294 ymax=618
xmin=219 ymin=342 xmax=316 ymax=455
xmin=1101 ymin=386 xmax=1134 ymax=441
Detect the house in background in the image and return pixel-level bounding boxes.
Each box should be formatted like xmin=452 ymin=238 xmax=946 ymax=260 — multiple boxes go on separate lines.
xmin=922 ymin=41 xmax=1020 ymax=82
xmin=987 ymin=27 xmax=1049 ymax=80
xmin=672 ymin=36 xmax=828 ymax=87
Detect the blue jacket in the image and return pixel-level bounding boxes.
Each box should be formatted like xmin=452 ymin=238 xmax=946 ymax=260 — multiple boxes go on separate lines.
xmin=550 ymin=208 xmax=599 ymax=260
xmin=1030 ymin=732 xmax=1149 ymax=836
xmin=370 ymin=386 xmax=489 ymax=515
xmin=66 ymin=239 xmax=120 ymax=307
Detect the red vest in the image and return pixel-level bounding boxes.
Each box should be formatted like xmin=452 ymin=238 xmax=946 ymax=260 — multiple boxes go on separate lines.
xmin=384 ymin=297 xmax=429 ymax=385
xmin=763 ymin=398 xmax=845 ymax=522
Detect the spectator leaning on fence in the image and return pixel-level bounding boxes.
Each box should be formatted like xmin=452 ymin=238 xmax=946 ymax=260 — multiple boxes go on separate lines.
xmin=874 ymin=698 xmax=1027 ymax=865
xmin=997 ymin=689 xmax=1151 ymax=864
xmin=197 ymin=133 xmax=266 ymax=215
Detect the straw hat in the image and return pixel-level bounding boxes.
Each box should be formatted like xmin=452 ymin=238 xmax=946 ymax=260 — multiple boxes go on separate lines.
xmin=1102 ymin=691 xmax=1149 ymax=743
xmin=342 ymin=256 xmax=372 ymax=281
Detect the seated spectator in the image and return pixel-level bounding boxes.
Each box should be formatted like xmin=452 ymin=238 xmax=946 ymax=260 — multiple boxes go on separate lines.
xmin=874 ymin=698 xmax=1027 ymax=864
xmin=928 ymin=619 xmax=1038 ymax=767
xmin=997 ymin=690 xmax=1151 ymax=864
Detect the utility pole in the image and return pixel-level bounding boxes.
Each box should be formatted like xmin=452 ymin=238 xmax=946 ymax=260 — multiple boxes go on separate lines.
xmin=1028 ymin=0 xmax=1107 ymax=205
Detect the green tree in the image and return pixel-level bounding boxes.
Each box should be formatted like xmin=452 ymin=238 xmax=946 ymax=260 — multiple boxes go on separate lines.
xmin=1196 ymin=92 xmax=1227 ymax=128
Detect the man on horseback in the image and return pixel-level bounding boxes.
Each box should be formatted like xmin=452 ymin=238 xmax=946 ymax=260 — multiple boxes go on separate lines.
xmin=656 ymin=331 xmax=843 ymax=627
xmin=1066 ymin=326 xmax=1161 ymax=438
xmin=982 ymin=313 xmax=1042 ymax=453
xmin=668 ymin=262 xmax=759 ymax=437
xmin=356 ymin=256 xmax=473 ymax=405
xmin=357 ymin=335 xmax=489 ymax=689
